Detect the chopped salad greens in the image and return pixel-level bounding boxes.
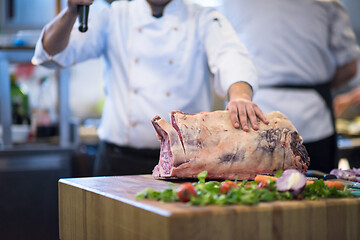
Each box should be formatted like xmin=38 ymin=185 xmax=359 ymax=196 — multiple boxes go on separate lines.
xmin=135 ymin=171 xmax=355 ymax=206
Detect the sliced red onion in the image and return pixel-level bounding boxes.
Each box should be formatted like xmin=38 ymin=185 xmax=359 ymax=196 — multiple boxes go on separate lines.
xmin=330 ymin=168 xmax=360 ymax=182
xmin=276 ymin=169 xmax=306 ymax=195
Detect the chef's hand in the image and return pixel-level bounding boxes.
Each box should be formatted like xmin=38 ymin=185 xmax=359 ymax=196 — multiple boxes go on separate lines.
xmin=333 ymin=86 xmax=360 ymax=117
xmin=42 ymin=0 xmax=94 ymax=56
xmin=226 ymin=82 xmax=269 ymax=131
xmin=67 ymin=0 xmax=94 ymax=14
xmin=333 ymin=94 xmax=351 ymax=118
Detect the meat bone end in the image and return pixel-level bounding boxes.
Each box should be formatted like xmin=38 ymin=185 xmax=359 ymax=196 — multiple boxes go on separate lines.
xmin=151 ymin=116 xmax=187 ymax=173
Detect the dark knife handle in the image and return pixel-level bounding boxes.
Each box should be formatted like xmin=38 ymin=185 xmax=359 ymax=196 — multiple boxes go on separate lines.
xmin=78 ymin=5 xmax=89 ymax=32
xmin=305 ymin=170 xmax=337 ymax=180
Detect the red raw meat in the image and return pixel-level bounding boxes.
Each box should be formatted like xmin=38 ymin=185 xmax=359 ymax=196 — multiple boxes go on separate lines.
xmin=151 ymin=111 xmax=310 ymax=180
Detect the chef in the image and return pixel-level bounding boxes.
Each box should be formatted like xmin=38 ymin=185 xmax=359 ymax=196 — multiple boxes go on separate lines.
xmin=221 ymin=0 xmax=360 ymax=173
xmin=32 ymin=0 xmax=268 ymax=176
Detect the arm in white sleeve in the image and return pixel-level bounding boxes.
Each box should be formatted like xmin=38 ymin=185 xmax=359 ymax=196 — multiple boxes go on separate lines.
xmin=328 ymin=1 xmax=360 ymax=88
xmin=199 ymin=8 xmax=259 ymax=99
xmin=32 ymin=7 xmax=110 ymax=68
xmin=330 ymin=1 xmax=360 ymax=66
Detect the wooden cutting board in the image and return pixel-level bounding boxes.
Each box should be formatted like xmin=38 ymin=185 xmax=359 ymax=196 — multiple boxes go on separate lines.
xmin=58 ymin=175 xmax=360 ymax=240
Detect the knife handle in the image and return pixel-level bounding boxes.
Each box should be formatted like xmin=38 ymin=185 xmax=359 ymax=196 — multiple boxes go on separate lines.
xmin=305 ymin=170 xmax=337 ymax=180
xmin=78 ymin=5 xmax=89 ymax=33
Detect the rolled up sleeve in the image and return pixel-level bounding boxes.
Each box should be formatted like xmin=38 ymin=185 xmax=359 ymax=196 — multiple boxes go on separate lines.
xmin=31 ymin=28 xmax=64 ymax=68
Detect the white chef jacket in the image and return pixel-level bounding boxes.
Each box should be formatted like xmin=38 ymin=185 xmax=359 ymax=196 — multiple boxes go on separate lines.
xmin=221 ymin=0 xmax=360 ymax=143
xmin=32 ymin=0 xmax=258 ymax=148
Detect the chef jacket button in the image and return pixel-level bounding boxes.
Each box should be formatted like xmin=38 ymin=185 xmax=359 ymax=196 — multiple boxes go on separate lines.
xmin=134 ymin=58 xmax=139 ymax=63
xmin=169 ymin=59 xmax=173 ymax=65
xmin=133 ymin=89 xmax=138 ymax=94
xmin=131 ymin=122 xmax=137 ymax=127
xmin=138 ymin=28 xmax=142 ymax=32
xmin=166 ymin=92 xmax=171 ymax=97
xmin=173 ymin=27 xmax=178 ymax=31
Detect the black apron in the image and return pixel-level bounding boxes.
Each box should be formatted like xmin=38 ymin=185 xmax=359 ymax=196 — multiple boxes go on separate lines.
xmin=261 ymin=81 xmax=335 ymax=132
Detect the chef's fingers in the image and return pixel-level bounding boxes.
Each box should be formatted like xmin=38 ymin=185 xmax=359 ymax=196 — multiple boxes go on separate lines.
xmin=236 ymin=103 xmax=250 ymax=132
xmin=68 ymin=0 xmax=94 ymax=13
xmin=69 ymin=0 xmax=94 ymax=5
xmin=226 ymin=101 xmax=241 ymax=129
xmin=246 ymin=104 xmax=259 ymax=130
xmin=253 ymin=104 xmax=269 ymax=124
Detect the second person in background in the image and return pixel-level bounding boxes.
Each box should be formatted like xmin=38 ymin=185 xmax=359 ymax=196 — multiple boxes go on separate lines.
xmin=221 ymin=0 xmax=360 ymax=172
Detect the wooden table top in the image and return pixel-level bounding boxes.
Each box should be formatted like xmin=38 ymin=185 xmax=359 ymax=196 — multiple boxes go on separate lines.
xmin=59 ymin=175 xmax=360 ymax=240
xmin=59 ymin=174 xmax=360 ymax=215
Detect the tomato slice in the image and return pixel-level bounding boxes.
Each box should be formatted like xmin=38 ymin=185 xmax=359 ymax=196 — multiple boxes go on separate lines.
xmin=220 ymin=181 xmax=239 ymax=194
xmin=177 ymin=183 xmax=197 ymax=202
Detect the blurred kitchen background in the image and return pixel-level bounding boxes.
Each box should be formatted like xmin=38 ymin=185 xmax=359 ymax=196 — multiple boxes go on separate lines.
xmin=0 ymin=0 xmax=359 ymax=239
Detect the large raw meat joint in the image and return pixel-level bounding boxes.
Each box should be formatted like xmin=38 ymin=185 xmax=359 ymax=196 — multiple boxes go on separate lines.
xmin=151 ymin=111 xmax=310 ymax=180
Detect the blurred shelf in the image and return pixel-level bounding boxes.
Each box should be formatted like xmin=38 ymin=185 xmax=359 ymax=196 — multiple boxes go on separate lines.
xmin=0 ymin=47 xmax=72 ymax=148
